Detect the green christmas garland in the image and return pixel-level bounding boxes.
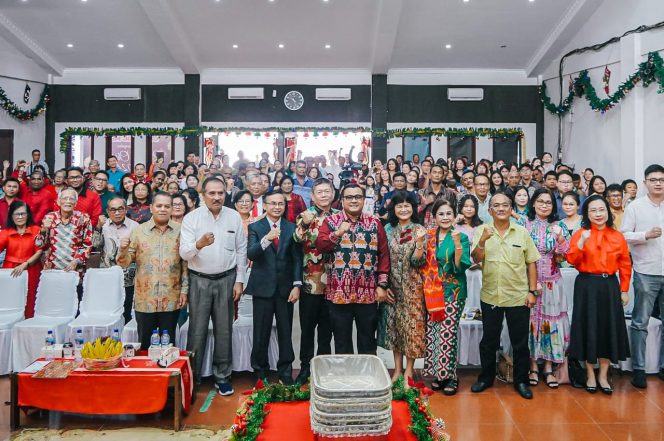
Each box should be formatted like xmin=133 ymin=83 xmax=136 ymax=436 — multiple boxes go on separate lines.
xmin=540 ymin=51 xmax=664 ymax=115
xmin=0 ymin=84 xmax=50 ymax=121
xmin=59 ymin=126 xmax=523 ymax=153
xmin=229 ymin=377 xmax=448 ymax=441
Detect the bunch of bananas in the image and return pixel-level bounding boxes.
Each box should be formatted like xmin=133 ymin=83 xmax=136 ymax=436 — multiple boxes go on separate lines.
xmin=81 ymin=337 xmax=123 ymax=360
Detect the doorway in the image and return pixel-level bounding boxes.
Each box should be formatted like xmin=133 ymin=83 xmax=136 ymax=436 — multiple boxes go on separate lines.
xmin=0 ymin=130 xmax=14 ymax=169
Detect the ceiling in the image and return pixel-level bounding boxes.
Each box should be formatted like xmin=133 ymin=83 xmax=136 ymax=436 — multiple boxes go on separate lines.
xmin=0 ymin=0 xmax=597 ymax=80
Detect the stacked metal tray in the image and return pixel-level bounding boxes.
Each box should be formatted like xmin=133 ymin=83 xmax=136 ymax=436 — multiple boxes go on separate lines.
xmin=310 ymin=355 xmax=393 ymax=438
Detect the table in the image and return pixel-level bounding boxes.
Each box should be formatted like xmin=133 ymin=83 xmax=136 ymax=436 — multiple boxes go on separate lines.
xmin=256 ymin=400 xmax=418 ymax=441
xmin=10 ymin=355 xmax=193 ymax=431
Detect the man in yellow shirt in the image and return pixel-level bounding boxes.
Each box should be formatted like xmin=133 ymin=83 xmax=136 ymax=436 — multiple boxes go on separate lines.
xmin=471 ymin=191 xmax=541 ymax=399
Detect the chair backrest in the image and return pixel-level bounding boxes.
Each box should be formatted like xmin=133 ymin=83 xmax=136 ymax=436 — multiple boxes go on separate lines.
xmin=79 ymin=266 xmax=125 ymax=318
xmin=237 ymin=294 xmax=253 ymax=318
xmin=0 ymin=269 xmax=28 ymax=318
xmin=34 ymin=270 xmax=80 ymax=318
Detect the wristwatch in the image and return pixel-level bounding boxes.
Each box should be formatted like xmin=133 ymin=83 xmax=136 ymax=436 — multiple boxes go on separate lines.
xmin=378 ymin=282 xmax=389 ymax=290
xmin=529 ymin=290 xmax=539 ymax=297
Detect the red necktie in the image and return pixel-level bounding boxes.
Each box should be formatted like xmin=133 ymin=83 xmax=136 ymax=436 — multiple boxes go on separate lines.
xmin=252 ymin=201 xmax=259 ymax=217
xmin=273 ymin=223 xmax=280 ymax=250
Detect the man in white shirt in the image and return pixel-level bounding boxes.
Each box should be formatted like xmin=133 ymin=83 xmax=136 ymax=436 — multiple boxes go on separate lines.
xmin=180 ymin=177 xmax=248 ymax=395
xmin=100 ymin=197 xmax=139 ymax=323
xmin=247 ymin=174 xmax=266 ymax=217
xmin=621 ymin=164 xmax=664 ymax=388
xmin=473 ymin=174 xmax=492 ymax=224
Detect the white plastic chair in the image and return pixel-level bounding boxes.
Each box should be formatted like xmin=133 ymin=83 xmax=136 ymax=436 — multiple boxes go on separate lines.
xmin=0 ymin=269 xmax=28 ymax=375
xmin=232 ymin=294 xmax=279 ymax=372
xmin=67 ymin=267 xmax=125 ymax=343
xmin=11 ymin=270 xmax=79 ymax=371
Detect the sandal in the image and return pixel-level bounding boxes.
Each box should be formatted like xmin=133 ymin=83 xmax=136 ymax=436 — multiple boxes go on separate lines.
xmin=528 ymin=370 xmax=540 ymax=386
xmin=543 ymin=372 xmax=559 ymax=389
xmin=442 ymin=378 xmax=458 ymax=396
xmin=430 ymin=379 xmax=443 ymax=391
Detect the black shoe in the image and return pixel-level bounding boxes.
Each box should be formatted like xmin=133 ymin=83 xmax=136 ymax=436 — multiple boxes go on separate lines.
xmin=515 ymin=383 xmax=533 ymax=399
xmin=295 ymin=367 xmax=310 ymax=385
xmin=279 ymin=375 xmax=295 ymax=386
xmin=631 ymin=369 xmax=647 ymax=389
xmin=470 ymin=381 xmax=493 ymax=393
xmin=585 ymin=381 xmax=597 ymax=394
xmin=599 ymin=384 xmax=613 ymax=395
xmin=658 ymin=369 xmax=664 ymax=382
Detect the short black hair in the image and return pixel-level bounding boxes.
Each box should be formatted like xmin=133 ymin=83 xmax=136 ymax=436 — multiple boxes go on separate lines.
xmin=3 ymin=177 xmax=20 ymax=187
xmin=387 ymin=190 xmax=420 ymax=227
xmin=312 ymin=177 xmax=333 ymax=191
xmin=263 ymin=189 xmax=286 ymax=203
xmin=134 ymin=163 xmax=146 ymax=169
xmin=473 ymin=173 xmax=490 ymax=184
xmin=201 ymin=177 xmax=226 ymax=192
xmin=7 ymin=201 xmax=34 ymax=230
xmin=152 ymin=191 xmax=173 ymax=204
xmin=557 ymin=170 xmax=573 ymax=180
xmin=527 ymin=188 xmax=558 ymax=223
xmin=392 ymin=172 xmax=407 ymax=181
xmin=31 ymin=149 xmax=41 ymax=154
xmin=341 ymin=183 xmax=365 ymax=198
xmin=561 ymin=191 xmax=580 ymax=206
xmin=581 ymin=194 xmax=614 ymax=229
xmin=544 ymin=170 xmax=557 ymax=180
xmin=621 ymin=179 xmax=637 ymax=190
xmin=153 ymin=170 xmax=166 ymax=179
xmin=95 ymin=170 xmax=109 ymax=178
xmin=606 ymin=183 xmax=623 ymax=195
xmin=296 ymin=160 xmax=307 ymax=166
xmin=67 ymin=166 xmax=84 ymax=176
xmin=107 ymin=155 xmax=117 ymax=161
xmin=489 ymin=189 xmax=514 ymax=206
xmin=644 ymin=164 xmax=664 ymax=177
xmin=519 ymin=163 xmax=533 ymax=171
xmin=232 ymin=190 xmax=253 ymax=205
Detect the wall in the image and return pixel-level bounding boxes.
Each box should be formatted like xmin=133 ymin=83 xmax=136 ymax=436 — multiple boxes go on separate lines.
xmin=541 ymin=0 xmax=664 ymax=184
xmin=386 ymin=85 xmax=542 ymax=161
xmin=201 ymin=85 xmax=371 ymax=123
xmin=0 ymin=33 xmax=50 ymax=163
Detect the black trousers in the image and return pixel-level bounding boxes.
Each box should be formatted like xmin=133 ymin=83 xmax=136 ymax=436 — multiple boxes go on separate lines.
xmin=299 ymin=293 xmax=332 ymax=368
xmin=135 ymin=310 xmax=180 ymax=351
xmin=251 ymin=295 xmax=294 ymax=378
xmin=327 ymin=301 xmax=378 ymax=355
xmin=478 ymin=301 xmax=530 ymax=386
xmin=123 ymin=285 xmax=134 ymax=324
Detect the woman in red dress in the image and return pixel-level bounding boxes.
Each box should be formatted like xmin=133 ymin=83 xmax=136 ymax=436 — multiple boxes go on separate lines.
xmin=0 ymin=201 xmax=45 ymax=318
xmin=279 ymin=176 xmax=307 ymax=223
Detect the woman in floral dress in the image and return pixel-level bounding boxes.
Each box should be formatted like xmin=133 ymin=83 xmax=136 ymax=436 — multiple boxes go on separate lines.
xmin=558 ymin=192 xmax=582 ymax=268
xmin=377 ymin=191 xmax=426 ymax=386
xmin=421 ymin=198 xmax=471 ymax=395
xmin=519 ymin=188 xmax=570 ymax=388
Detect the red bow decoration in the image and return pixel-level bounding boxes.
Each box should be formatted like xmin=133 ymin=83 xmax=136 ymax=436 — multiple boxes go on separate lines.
xmin=408 ymin=376 xmax=434 ymax=396
xmin=399 ymin=228 xmax=413 ymax=244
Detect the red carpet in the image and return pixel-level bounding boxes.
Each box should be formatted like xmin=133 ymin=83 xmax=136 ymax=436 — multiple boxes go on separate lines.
xmin=258 ymin=400 xmax=417 ymax=440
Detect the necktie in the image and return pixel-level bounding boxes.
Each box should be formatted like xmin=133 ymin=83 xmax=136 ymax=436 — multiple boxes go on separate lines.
xmin=272 ymin=223 xmax=280 ymax=250
xmin=252 ymin=200 xmax=259 ymax=217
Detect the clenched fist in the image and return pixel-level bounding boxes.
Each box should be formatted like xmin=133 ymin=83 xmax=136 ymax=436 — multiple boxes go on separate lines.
xmin=197 ymin=232 xmax=216 ymax=249
xmin=301 ymin=210 xmax=315 ymax=226
xmin=335 ymin=221 xmax=351 ymax=238
xmin=266 ymin=228 xmax=281 ymax=241
xmin=119 ymin=237 xmax=130 ymax=250
xmin=480 ymin=226 xmax=494 ymax=243
xmin=42 ymin=215 xmax=53 ymax=229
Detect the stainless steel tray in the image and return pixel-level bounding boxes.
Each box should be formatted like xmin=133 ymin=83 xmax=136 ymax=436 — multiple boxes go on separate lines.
xmin=311 ymin=355 xmax=392 ymax=398
xmin=311 ymin=387 xmax=392 ymax=414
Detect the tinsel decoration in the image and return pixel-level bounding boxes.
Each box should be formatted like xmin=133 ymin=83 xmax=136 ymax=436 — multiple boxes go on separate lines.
xmin=60 ymin=126 xmax=524 ymax=153
xmin=229 ymin=376 xmax=449 ymax=441
xmin=602 ymin=66 xmax=611 ymax=95
xmin=540 ymin=51 xmax=664 ymax=115
xmin=0 ymin=84 xmax=50 ymax=121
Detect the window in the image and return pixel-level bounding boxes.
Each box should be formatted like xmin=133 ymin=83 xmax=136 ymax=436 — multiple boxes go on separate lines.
xmin=106 ymin=136 xmax=134 ymax=173
xmin=492 ymin=136 xmax=520 ymax=164
xmin=147 ymin=135 xmax=174 ymax=169
xmin=403 ymin=137 xmax=430 ymax=163
xmin=447 ymin=136 xmax=475 ymax=163
xmin=68 ymin=136 xmax=94 ymax=168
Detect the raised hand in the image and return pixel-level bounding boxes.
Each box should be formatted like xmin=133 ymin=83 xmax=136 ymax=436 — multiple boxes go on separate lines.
xmin=480 ymin=225 xmax=494 ymax=243
xmin=119 ymin=237 xmax=130 ymax=251
xmin=336 ymin=221 xmax=351 ymax=237
xmin=266 ymin=228 xmax=281 ymax=241
xmin=197 ymin=232 xmax=215 ymax=249
xmin=301 ymin=210 xmax=315 ymax=226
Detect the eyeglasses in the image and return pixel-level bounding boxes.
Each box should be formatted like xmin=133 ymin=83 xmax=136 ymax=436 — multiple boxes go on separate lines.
xmin=535 ymin=200 xmax=553 ymax=206
xmin=558 ymin=180 xmax=573 ymax=184
xmin=12 ymin=212 xmax=27 ymax=217
xmin=265 ymin=202 xmax=286 ymax=207
xmin=68 ymin=175 xmax=83 ymax=180
xmin=108 ymin=207 xmax=126 ymax=213
xmin=343 ymin=195 xmax=364 ymax=201
xmin=608 ymin=194 xmax=623 ymax=199
xmin=95 ymin=178 xmax=108 ymax=183
xmin=172 ymin=203 xmax=185 ymax=208
xmin=236 ymin=199 xmax=252 ymax=205
xmin=589 ymin=208 xmax=608 ymax=214
xmin=646 ymin=178 xmax=664 ymax=184
xmin=491 ymin=203 xmax=511 ymax=209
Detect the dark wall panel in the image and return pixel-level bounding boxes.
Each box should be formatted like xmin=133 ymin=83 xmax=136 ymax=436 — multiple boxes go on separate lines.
xmin=201 ymin=85 xmax=371 ymax=122
xmin=51 ymin=85 xmax=185 ymax=123
xmin=387 ymin=85 xmax=540 ymax=123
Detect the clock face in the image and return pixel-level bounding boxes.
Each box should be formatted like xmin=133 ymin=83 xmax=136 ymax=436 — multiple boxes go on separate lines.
xmin=284 ymin=90 xmax=304 ymax=111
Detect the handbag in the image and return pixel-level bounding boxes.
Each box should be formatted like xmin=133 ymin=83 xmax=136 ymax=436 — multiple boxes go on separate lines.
xmin=567 ymin=357 xmax=586 ymax=388
xmin=496 ymin=351 xmax=513 ymax=384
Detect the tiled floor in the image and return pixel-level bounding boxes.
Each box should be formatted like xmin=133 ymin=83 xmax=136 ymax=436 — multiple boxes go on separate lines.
xmin=2 ymin=369 xmax=664 ymax=440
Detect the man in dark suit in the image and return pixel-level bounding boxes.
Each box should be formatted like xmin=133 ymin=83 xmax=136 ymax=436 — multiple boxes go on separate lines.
xmin=246 ymin=190 xmax=303 ymax=385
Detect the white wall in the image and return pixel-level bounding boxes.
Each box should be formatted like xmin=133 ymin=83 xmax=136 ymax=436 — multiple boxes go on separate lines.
xmin=0 ymin=34 xmax=50 ymax=164
xmin=541 ymin=0 xmax=664 ymax=184
xmin=387 ymin=122 xmax=537 ymax=162
xmin=53 ymin=123 xmax=185 ymax=171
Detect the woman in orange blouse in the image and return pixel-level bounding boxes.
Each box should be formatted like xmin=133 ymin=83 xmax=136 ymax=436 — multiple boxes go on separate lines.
xmin=0 ymin=201 xmax=44 ymax=318
xmin=567 ymin=194 xmax=632 ymax=395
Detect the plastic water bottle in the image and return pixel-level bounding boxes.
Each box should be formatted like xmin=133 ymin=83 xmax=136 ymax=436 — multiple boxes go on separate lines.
xmin=74 ymin=330 xmax=84 ymax=362
xmin=160 ymin=329 xmax=170 ymax=347
xmin=45 ymin=330 xmax=55 ymax=360
xmin=111 ymin=329 xmax=121 ymax=342
xmin=148 ymin=329 xmax=161 ymax=361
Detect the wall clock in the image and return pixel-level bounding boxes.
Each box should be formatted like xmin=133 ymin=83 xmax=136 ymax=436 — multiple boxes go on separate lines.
xmin=284 ymin=90 xmax=304 ymax=111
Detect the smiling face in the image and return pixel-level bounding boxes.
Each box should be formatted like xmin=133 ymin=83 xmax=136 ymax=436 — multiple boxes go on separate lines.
xmin=341 ymin=187 xmax=365 ymax=216
xmin=533 ymin=192 xmax=553 ymax=219
xmin=264 ymin=192 xmax=286 ymax=220
xmin=592 ymin=179 xmax=606 ymax=194
xmin=394 ymin=201 xmax=413 ymax=223
xmin=489 ymin=193 xmax=512 ymax=222
xmin=514 ymin=189 xmax=529 ymax=207
xmin=93 ymin=173 xmax=108 ymax=192
xmin=151 ymin=194 xmax=172 ymax=225
xmin=312 ymin=182 xmax=334 ymax=210
xmin=58 ymin=188 xmax=78 ymax=214
xmin=507 ymin=171 xmax=520 ymax=188
xmin=172 ymin=197 xmax=186 ymax=218
xmin=561 ymin=195 xmax=578 ymax=218
xmin=461 ymin=198 xmax=476 ymax=220
xmin=435 ymin=202 xmax=455 ymax=230
xmin=393 ymin=175 xmax=406 ymax=190
xmin=234 ymin=192 xmax=253 ymax=215
xmin=587 ymin=199 xmax=609 ymax=227
xmin=107 ymin=198 xmax=127 ymax=224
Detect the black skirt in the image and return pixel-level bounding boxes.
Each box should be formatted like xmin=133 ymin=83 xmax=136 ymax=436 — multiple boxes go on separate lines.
xmin=568 ymin=273 xmax=630 ymax=364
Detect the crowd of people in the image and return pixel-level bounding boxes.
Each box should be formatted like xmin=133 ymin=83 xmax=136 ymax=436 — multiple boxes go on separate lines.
xmin=1 ymin=147 xmax=663 ymax=401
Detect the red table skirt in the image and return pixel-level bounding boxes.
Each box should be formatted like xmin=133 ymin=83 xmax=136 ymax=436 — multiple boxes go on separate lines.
xmin=258 ymin=401 xmax=417 ymax=441
xmin=17 ymin=357 xmax=192 ymax=415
